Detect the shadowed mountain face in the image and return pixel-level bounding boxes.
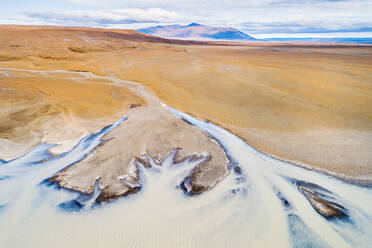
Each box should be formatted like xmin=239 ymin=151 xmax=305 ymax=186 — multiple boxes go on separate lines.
xmin=137 ymin=23 xmax=255 ymax=41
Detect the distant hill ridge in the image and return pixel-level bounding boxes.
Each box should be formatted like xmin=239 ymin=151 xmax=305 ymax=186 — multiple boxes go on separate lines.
xmin=137 ymin=23 xmax=255 ymax=41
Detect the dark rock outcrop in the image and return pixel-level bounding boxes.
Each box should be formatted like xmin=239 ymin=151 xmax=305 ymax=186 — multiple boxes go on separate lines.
xmin=297 ymin=181 xmax=348 ymax=219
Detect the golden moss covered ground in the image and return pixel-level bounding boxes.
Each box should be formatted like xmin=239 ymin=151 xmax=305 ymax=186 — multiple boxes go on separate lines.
xmin=1 ymin=25 xmax=371 ymax=181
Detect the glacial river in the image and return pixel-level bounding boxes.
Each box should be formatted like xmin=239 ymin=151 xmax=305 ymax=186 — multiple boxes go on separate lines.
xmin=0 ymin=106 xmax=371 ymax=248
xmin=0 ymin=68 xmax=371 ymax=247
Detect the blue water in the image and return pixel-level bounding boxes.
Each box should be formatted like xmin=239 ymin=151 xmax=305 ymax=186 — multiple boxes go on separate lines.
xmin=262 ymin=37 xmax=372 ymax=44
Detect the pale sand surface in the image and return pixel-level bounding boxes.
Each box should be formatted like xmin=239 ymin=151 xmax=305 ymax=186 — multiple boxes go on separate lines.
xmin=0 ymin=70 xmax=146 ymax=160
xmin=0 ymin=25 xmax=371 ymax=183
xmin=51 ymin=106 xmax=229 ymax=200
xmin=236 ymin=128 xmax=372 ymax=184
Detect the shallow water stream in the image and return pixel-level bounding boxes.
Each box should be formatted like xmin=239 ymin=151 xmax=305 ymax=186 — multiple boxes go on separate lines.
xmin=0 ymin=68 xmax=371 ymax=247
xmin=0 ymin=106 xmax=371 ymax=247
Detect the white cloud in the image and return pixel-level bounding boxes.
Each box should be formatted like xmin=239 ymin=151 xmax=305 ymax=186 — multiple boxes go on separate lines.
xmin=25 ymin=8 xmax=185 ymax=25
xmin=64 ymin=0 xmax=276 ymax=8
xmin=15 ymin=0 xmax=372 ymax=36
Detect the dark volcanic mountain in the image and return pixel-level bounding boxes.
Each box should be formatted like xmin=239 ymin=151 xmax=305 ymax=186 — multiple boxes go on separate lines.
xmin=137 ymin=23 xmax=255 ymax=41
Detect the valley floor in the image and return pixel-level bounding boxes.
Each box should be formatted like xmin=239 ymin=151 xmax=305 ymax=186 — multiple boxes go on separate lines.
xmin=0 ymin=25 xmax=372 ymax=184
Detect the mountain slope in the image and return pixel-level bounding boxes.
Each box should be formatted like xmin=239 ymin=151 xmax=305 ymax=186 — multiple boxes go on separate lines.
xmin=137 ymin=23 xmax=255 ymax=41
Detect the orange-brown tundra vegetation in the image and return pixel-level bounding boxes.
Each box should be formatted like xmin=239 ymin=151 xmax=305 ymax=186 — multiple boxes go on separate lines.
xmin=1 ymin=25 xmax=372 ymax=184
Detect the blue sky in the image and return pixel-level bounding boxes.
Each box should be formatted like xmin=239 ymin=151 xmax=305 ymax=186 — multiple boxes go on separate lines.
xmin=1 ymin=0 xmax=372 ymax=38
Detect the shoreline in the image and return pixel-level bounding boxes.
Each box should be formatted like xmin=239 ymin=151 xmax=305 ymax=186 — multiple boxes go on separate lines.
xmin=1 ymin=105 xmax=370 ymax=188
xmin=2 ymin=104 xmax=372 ymax=247
xmin=0 ymin=67 xmax=371 ymax=187
xmin=178 ymin=112 xmax=372 ymax=188
xmin=1 ymin=27 xmax=371 ymax=187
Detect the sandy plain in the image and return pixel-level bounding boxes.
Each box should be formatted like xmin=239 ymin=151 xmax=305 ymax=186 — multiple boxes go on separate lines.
xmin=0 ymin=25 xmax=371 ymax=184
xmin=51 ymin=106 xmax=230 ymax=200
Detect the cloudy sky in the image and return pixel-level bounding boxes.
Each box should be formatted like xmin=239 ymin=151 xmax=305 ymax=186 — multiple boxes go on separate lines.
xmin=1 ymin=0 xmax=372 ymax=38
